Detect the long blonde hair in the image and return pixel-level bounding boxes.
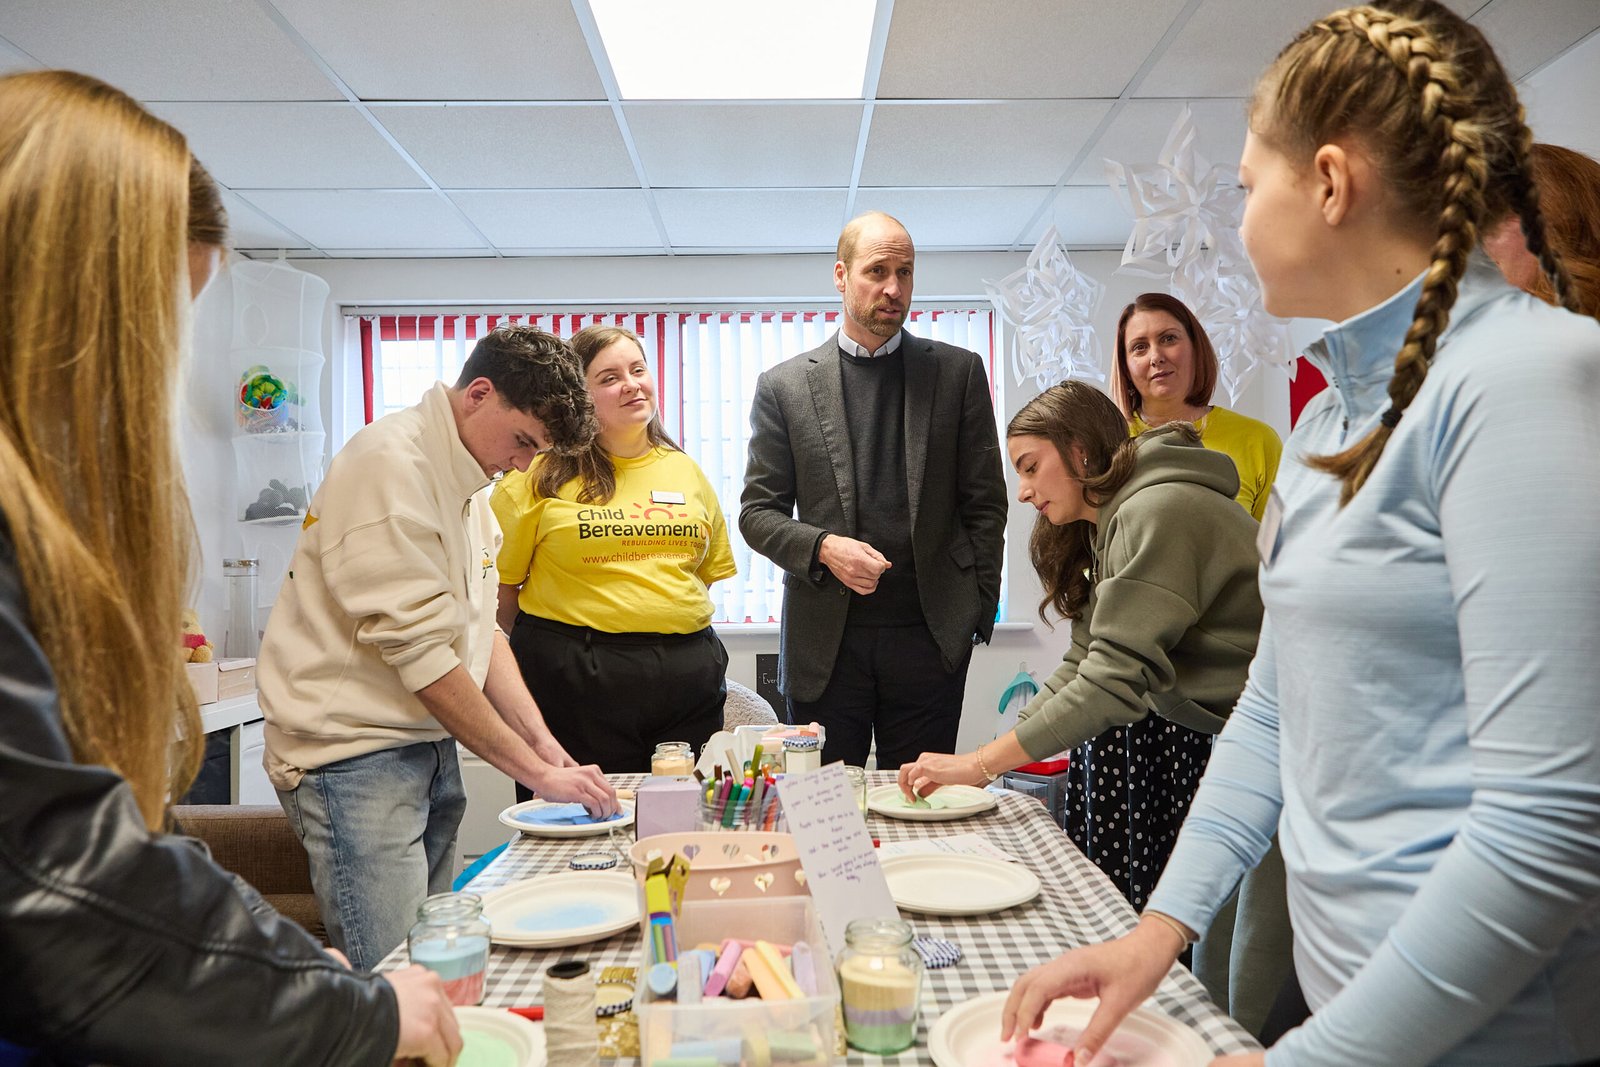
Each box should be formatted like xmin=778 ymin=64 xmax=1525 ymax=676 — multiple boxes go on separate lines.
xmin=1253 ymin=0 xmax=1574 ymax=503
xmin=0 ymin=71 xmax=225 ymax=828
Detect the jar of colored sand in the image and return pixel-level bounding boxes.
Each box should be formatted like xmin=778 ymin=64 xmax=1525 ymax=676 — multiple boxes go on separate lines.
xmin=838 ymin=917 xmax=923 ymax=1054
xmin=408 ymin=892 xmax=491 ymax=1006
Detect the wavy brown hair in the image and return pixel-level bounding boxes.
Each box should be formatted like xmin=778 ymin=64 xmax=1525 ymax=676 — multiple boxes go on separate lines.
xmin=0 ymin=71 xmax=228 ymax=829
xmin=534 ymin=325 xmax=679 ymax=504
xmin=1519 ymin=143 xmax=1600 ymax=318
xmin=1109 ymin=292 xmax=1220 ymax=418
xmin=1253 ymin=1 xmax=1575 ymax=504
xmin=454 ymin=323 xmax=597 ymax=454
xmin=1009 ymin=382 xmax=1199 ymax=623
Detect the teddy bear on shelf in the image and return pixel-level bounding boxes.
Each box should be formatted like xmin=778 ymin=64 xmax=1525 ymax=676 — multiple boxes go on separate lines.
xmin=181 ymin=609 xmax=214 ymax=663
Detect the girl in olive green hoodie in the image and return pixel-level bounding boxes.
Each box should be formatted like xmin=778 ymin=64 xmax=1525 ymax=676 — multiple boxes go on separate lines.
xmin=898 ymin=381 xmax=1289 ymax=1036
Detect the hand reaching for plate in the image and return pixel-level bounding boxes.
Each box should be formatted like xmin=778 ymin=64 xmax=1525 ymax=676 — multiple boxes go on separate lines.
xmin=898 ymin=750 xmax=988 ymax=802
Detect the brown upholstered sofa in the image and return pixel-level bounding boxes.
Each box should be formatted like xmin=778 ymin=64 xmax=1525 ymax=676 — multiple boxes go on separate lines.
xmin=170 ymin=804 xmax=327 ymax=944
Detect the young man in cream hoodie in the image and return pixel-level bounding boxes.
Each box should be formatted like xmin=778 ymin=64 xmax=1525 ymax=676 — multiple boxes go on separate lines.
xmin=259 ymin=325 xmax=619 ymax=971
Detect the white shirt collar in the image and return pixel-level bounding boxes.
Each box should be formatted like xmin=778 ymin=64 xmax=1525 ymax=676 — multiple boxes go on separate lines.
xmin=836 ymin=328 xmax=903 ymax=359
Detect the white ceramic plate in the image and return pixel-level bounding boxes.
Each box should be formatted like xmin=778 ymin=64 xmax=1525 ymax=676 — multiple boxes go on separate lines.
xmin=453 ymin=1007 xmax=546 ymax=1067
xmin=480 ymin=872 xmax=638 ymax=948
xmin=867 ymin=784 xmax=998 ymax=822
xmin=929 ymin=991 xmax=1212 ymax=1067
xmin=497 ymin=799 xmax=635 ymax=838
xmin=881 ymin=854 xmax=1041 ymax=916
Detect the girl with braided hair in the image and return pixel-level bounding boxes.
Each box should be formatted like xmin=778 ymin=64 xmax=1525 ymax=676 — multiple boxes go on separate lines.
xmin=1000 ymin=4 xmax=1600 ymax=1066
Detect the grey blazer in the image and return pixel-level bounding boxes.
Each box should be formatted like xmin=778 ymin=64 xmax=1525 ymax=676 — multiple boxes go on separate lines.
xmin=739 ymin=331 xmax=1008 ymax=703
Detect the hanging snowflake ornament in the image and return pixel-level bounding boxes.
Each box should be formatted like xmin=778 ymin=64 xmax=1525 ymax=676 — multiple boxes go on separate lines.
xmin=984 ymin=226 xmax=1106 ymax=391
xmin=1104 ymin=106 xmax=1296 ymax=399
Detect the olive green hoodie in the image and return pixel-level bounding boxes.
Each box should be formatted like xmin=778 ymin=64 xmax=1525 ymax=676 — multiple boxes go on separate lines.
xmin=1015 ymin=429 xmax=1263 ymax=760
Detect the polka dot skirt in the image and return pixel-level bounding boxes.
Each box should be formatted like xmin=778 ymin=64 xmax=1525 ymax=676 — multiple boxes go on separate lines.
xmin=1062 ymin=715 xmax=1214 ymax=912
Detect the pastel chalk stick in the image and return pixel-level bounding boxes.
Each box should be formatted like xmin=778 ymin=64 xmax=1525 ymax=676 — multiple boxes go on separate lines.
xmin=647 ymin=961 xmax=678 ymax=998
xmin=768 ymin=1031 xmax=819 ymax=1061
xmin=703 ymin=938 xmax=743 ymax=998
xmin=676 ymin=953 xmax=702 ymax=1006
xmin=725 ymin=956 xmax=754 ymax=999
xmin=789 ymin=940 xmax=817 ymax=996
xmin=669 ymin=1038 xmax=740 ymax=1064
xmin=744 ymin=940 xmax=802 ymax=1000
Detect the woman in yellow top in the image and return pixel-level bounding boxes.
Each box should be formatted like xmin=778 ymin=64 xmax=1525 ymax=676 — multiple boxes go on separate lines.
xmin=493 ymin=325 xmax=736 ymax=783
xmin=1111 ymin=292 xmax=1283 ymax=521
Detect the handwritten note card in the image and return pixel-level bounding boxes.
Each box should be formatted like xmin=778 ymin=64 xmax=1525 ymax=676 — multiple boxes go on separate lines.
xmin=776 ymin=762 xmax=898 ymax=958
xmin=875 ymin=832 xmax=1015 ymax=862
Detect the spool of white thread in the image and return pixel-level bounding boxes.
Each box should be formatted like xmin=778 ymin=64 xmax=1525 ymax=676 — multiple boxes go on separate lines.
xmin=542 ymin=960 xmax=599 ymax=1067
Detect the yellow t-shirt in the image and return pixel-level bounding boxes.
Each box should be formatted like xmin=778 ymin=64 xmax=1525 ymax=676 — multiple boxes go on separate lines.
xmin=1131 ymin=405 xmax=1282 ymax=521
xmin=491 ymin=446 xmax=736 ymax=634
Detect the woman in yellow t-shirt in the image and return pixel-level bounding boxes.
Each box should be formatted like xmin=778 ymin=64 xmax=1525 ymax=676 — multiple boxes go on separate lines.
xmin=1111 ymin=292 xmax=1283 ymax=521
xmin=492 ymin=325 xmax=736 ymax=781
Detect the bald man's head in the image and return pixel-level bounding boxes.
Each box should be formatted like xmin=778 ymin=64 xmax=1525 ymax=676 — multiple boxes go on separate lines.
xmin=837 ymin=211 xmax=912 ymax=268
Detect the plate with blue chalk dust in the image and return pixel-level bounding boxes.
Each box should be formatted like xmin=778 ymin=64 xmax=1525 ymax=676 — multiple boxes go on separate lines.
xmin=480 ymin=871 xmax=638 ymax=948
xmin=497 ymin=798 xmax=635 ymax=838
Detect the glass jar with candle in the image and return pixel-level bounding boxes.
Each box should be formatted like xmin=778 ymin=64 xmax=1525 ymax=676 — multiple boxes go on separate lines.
xmin=407 ymin=892 xmax=490 ymax=1005
xmin=650 ymin=740 xmax=695 ymax=776
xmin=838 ymin=917 xmax=923 ymax=1054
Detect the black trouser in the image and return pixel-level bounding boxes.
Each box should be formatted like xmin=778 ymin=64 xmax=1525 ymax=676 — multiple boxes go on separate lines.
xmin=787 ymin=622 xmax=969 ymax=771
xmin=508 ymin=613 xmax=727 ymax=794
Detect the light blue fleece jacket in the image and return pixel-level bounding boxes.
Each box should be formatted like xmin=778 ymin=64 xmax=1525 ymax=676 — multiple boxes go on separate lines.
xmin=1146 ymin=253 xmax=1600 ymax=1067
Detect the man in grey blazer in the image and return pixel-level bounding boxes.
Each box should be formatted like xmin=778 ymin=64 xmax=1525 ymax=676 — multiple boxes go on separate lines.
xmin=740 ymin=212 xmax=1008 ymax=769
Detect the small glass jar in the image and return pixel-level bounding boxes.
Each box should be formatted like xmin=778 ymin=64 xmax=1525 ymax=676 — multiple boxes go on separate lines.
xmin=650 ymin=740 xmax=695 ymax=777
xmin=842 ymin=765 xmax=868 ymax=813
xmin=407 ymin=892 xmax=490 ymax=1006
xmin=782 ymin=736 xmax=821 ymax=775
xmin=697 ymin=778 xmax=786 ymax=832
xmin=838 ymin=917 xmax=923 ymax=1054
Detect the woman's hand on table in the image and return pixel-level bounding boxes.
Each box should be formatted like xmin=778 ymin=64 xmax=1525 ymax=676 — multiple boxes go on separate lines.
xmin=1000 ymin=919 xmax=1183 ymax=1063
xmin=387 ymin=964 xmax=462 ymax=1065
xmin=898 ymin=751 xmax=988 ymax=799
xmin=1210 ymin=1055 xmax=1265 ymax=1067
xmin=528 ymin=762 xmax=619 ymax=818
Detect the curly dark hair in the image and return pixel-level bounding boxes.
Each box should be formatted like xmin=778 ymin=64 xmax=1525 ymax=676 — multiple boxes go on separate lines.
xmin=454 ymin=324 xmax=597 ymax=453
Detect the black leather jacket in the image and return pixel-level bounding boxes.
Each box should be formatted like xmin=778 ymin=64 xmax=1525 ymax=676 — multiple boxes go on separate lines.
xmin=0 ymin=528 xmax=399 ymax=1065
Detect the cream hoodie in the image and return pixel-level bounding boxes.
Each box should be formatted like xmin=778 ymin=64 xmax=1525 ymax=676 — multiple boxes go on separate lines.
xmin=260 ymin=382 xmax=500 ymax=787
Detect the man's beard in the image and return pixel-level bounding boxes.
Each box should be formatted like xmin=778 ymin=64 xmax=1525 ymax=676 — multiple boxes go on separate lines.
xmin=848 ymin=296 xmax=904 ymax=338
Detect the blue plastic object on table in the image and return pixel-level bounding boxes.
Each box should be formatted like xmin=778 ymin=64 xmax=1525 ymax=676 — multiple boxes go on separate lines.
xmin=512 ymin=803 xmax=624 ymax=826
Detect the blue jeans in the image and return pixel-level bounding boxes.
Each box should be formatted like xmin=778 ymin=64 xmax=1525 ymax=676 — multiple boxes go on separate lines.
xmin=277 ymin=738 xmax=466 ymax=971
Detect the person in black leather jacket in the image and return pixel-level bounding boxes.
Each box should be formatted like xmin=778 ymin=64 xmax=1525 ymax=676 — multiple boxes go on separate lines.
xmin=0 ymin=70 xmax=459 ymax=1066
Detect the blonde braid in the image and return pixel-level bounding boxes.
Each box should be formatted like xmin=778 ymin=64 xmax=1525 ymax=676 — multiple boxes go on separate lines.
xmin=1305 ymin=7 xmax=1490 ymax=504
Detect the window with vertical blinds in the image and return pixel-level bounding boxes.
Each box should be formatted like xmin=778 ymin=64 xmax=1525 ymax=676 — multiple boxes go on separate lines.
xmin=352 ymin=308 xmax=996 ymax=625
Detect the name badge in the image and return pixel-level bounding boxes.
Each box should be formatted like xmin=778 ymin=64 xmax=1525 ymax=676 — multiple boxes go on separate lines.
xmin=1256 ymin=488 xmax=1285 ymax=568
xmin=651 ymin=490 xmax=686 ymax=505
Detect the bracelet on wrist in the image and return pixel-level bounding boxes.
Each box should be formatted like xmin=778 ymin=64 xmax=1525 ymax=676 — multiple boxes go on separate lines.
xmin=1143 ymin=910 xmax=1196 ymax=949
xmin=975 ymin=744 xmax=999 ymax=783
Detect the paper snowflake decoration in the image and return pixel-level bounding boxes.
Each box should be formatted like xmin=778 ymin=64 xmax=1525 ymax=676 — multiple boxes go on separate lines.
xmin=1104 ymin=106 xmax=1295 ymax=400
xmin=985 ymin=226 xmax=1106 ymax=391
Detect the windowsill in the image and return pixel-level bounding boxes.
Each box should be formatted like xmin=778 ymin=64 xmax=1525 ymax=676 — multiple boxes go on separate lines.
xmin=714 ymin=620 xmax=1038 ymax=637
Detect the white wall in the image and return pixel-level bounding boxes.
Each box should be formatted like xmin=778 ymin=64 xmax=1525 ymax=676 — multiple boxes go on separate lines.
xmin=226 ymin=247 xmax=1290 ymax=760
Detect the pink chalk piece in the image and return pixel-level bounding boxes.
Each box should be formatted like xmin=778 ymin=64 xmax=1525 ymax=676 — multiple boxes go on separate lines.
xmin=702 ymin=937 xmax=743 ymax=998
xmin=1015 ymin=1036 xmax=1075 ymax=1067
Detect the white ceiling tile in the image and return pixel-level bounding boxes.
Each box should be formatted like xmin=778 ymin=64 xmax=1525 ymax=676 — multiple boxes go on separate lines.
xmin=1071 ymin=99 xmax=1249 ymax=185
xmin=267 ymin=0 xmax=605 ymax=100
xmin=450 ymin=190 xmax=660 ymax=248
xmin=878 ymin=0 xmax=1191 ymax=98
xmin=1519 ymin=30 xmax=1600 ymax=159
xmin=219 ymin=191 xmax=312 ymax=250
xmin=625 ymin=104 xmax=862 ymax=188
xmin=149 ymin=103 xmax=424 ymax=189
xmin=0 ymin=0 xmax=336 ymax=100
xmin=0 ymin=38 xmax=37 ymax=76
xmin=1023 ymin=186 xmax=1137 ymax=248
xmin=654 ymin=190 xmax=847 ymax=249
xmin=373 ymin=105 xmax=637 ymax=188
xmin=852 ymin=188 xmax=1053 ymax=248
xmin=1136 ymin=0 xmax=1358 ymax=97
xmin=237 ymin=191 xmax=489 ymax=250
xmin=862 ymin=101 xmax=1113 ymax=186
xmin=316 ymin=248 xmax=498 ymax=259
xmin=1473 ymin=0 xmax=1600 ymax=80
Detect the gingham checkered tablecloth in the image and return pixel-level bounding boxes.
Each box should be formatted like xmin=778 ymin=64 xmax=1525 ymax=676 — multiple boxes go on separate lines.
xmin=382 ymin=772 xmax=1259 ymax=1062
